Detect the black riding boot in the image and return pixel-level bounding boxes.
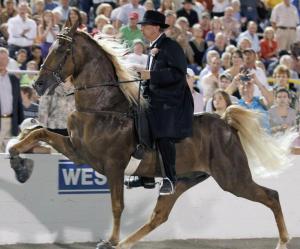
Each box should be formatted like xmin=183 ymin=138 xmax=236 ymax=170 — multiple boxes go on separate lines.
xmin=157 ymin=138 xmax=176 ymax=195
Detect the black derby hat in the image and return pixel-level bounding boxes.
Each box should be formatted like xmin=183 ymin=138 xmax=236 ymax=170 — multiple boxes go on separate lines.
xmin=138 ymin=10 xmax=169 ymax=29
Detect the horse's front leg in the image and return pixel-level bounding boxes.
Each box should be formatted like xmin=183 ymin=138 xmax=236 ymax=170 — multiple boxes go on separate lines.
xmin=9 ymin=128 xmax=82 ymax=183
xmin=97 ymin=162 xmax=125 ymax=248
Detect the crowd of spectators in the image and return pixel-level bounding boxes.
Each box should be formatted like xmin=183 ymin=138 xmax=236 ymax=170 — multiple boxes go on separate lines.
xmin=1 ymin=0 xmax=300 ymax=153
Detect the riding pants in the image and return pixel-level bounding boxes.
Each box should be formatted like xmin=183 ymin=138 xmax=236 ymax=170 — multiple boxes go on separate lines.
xmin=156 ymin=138 xmax=176 ymax=183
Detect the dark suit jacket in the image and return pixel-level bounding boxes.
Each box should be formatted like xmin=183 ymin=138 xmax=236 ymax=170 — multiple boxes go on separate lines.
xmin=144 ymin=33 xmax=194 ymax=140
xmin=0 ymin=74 xmax=24 ymax=136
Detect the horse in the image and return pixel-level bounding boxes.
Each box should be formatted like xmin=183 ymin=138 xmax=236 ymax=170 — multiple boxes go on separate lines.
xmin=9 ymin=21 xmax=292 ymax=249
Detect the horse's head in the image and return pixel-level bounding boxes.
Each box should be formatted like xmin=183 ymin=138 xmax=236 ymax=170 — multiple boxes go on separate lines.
xmin=33 ymin=21 xmax=78 ymax=96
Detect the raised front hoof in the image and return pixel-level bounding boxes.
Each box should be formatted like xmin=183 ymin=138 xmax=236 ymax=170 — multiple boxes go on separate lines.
xmin=10 ymin=156 xmax=34 ymax=183
xmin=96 ymin=240 xmax=114 ymax=249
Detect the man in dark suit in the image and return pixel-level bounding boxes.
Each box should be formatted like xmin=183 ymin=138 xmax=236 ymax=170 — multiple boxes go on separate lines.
xmin=131 ymin=10 xmax=194 ymax=195
xmin=176 ymin=0 xmax=199 ymax=27
xmin=0 ymin=47 xmax=24 ymax=152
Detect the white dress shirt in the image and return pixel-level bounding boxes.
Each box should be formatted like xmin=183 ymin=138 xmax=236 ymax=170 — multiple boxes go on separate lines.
xmin=0 ymin=73 xmax=13 ymax=115
xmin=7 ymin=15 xmax=37 ymax=47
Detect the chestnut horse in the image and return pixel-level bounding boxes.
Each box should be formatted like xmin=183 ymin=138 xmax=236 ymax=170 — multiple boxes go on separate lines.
xmin=9 ymin=22 xmax=291 ymax=249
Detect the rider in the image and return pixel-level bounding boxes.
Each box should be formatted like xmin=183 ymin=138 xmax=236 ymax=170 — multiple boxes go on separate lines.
xmin=128 ymin=10 xmax=194 ymax=195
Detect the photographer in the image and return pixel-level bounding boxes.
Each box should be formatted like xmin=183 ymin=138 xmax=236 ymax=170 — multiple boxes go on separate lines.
xmin=234 ymin=73 xmax=271 ymax=131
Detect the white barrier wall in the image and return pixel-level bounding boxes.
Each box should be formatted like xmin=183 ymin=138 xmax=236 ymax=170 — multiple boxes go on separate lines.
xmin=0 ymin=153 xmax=299 ymax=244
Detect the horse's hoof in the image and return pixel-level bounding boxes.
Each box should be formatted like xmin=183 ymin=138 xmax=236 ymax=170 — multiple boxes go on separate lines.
xmin=275 ymin=242 xmax=288 ymax=249
xmin=96 ymin=240 xmax=114 ymax=249
xmin=10 ymin=156 xmax=34 ymax=183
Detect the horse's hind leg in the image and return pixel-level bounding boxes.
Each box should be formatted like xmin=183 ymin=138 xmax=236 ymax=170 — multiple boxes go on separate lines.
xmin=212 ymin=154 xmax=289 ymax=249
xmin=115 ymin=178 xmax=201 ymax=249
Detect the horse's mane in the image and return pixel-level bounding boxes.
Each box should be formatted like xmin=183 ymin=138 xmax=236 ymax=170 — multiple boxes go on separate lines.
xmin=78 ymin=31 xmax=147 ymax=107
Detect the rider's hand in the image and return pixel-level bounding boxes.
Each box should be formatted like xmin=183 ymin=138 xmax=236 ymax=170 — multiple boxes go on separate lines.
xmin=139 ymin=70 xmax=151 ymax=80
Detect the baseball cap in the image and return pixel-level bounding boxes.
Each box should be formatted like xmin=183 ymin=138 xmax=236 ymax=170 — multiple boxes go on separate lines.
xmin=20 ymin=118 xmax=42 ymax=132
xmin=129 ymin=12 xmax=139 ymax=20
xmin=219 ymin=72 xmax=232 ymax=81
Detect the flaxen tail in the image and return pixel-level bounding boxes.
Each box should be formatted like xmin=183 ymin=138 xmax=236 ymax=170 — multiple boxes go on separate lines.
xmin=222 ymin=105 xmax=296 ymax=177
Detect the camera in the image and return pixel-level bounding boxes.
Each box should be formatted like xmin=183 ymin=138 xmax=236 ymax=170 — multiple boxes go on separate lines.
xmin=240 ymin=74 xmax=251 ymax=82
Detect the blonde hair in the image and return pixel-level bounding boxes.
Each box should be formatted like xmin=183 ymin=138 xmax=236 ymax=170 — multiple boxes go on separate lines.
xmin=263 ymin=26 xmax=275 ymax=40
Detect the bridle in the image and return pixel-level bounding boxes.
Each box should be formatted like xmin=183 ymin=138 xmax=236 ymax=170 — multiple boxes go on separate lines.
xmin=39 ymin=28 xmax=75 ymax=87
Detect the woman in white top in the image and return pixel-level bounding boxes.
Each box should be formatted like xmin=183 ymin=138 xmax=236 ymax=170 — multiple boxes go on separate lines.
xmin=38 ymin=10 xmax=60 ymax=58
xmin=125 ymin=39 xmax=147 ymax=71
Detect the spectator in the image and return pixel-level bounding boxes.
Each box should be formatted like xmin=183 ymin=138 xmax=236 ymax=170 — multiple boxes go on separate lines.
xmin=201 ymin=56 xmax=222 ymax=103
xmin=272 ymin=64 xmax=299 ymax=110
xmin=189 ymin=23 xmax=207 ymax=68
xmin=38 ymin=10 xmax=60 ymax=59
xmin=211 ymin=89 xmax=232 ymax=116
xmin=96 ymin=3 xmax=112 ymax=18
xmin=211 ymin=0 xmax=229 ymax=17
xmin=124 ymin=39 xmax=147 ymax=71
xmin=175 ymin=16 xmax=192 ymax=39
xmin=115 ymin=0 xmax=145 ymax=29
xmin=237 ymin=21 xmax=260 ymax=53
xmin=271 ymin=0 xmax=299 ymax=52
xmin=242 ymin=48 xmax=272 ymax=99
xmin=237 ymin=75 xmax=271 ymax=131
xmin=0 ymin=47 xmax=24 ymax=152
xmin=205 ymin=71 xmax=238 ymax=112
xmin=110 ymin=0 xmax=128 ymax=29
xmin=119 ymin=11 xmax=143 ymax=48
xmin=143 ymin=0 xmax=154 ymax=11
xmin=20 ymin=86 xmax=39 ymax=119
xmin=199 ymin=12 xmax=211 ymax=38
xmin=260 ymin=26 xmax=278 ymax=67
xmin=176 ymin=0 xmax=199 ymax=27
xmin=53 ymin=0 xmax=71 ymax=23
xmin=187 ymin=68 xmax=204 ymax=113
xmin=44 ymin=0 xmax=59 ymax=10
xmin=198 ymin=49 xmax=221 ymax=84
xmin=20 ymin=60 xmax=38 ymax=87
xmin=164 ymin=10 xmax=181 ymax=40
xmin=0 ymin=0 xmax=17 ymax=24
xmin=176 ymin=32 xmax=194 ymax=64
xmin=29 ymin=44 xmax=43 ymax=69
xmin=237 ymin=37 xmax=252 ymax=52
xmin=205 ymin=16 xmax=222 ymax=47
xmin=68 ymin=6 xmax=87 ymax=31
xmin=269 ymin=87 xmax=297 ymax=134
xmin=205 ymin=31 xmax=227 ymax=60
xmin=225 ymin=48 xmax=243 ymax=78
xmin=7 ymin=1 xmax=37 ymax=59
xmin=221 ymin=6 xmax=240 ymax=40
xmin=240 ymin=0 xmax=259 ymax=22
xmin=92 ymin=14 xmax=110 ymax=36
xmin=32 ymin=0 xmax=45 ymax=16
xmin=5 ymin=117 xmax=51 ymax=154
xmin=93 ymin=0 xmax=117 ymax=11
xmin=221 ymin=51 xmax=231 ymax=70
xmin=38 ymin=78 xmax=75 ymax=136
xmin=16 ymin=48 xmax=28 ymax=70
xmin=158 ymin=0 xmax=175 ymax=14
xmin=230 ymin=0 xmax=241 ymax=22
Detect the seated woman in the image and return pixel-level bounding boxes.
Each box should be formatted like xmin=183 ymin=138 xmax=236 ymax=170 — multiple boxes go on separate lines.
xmin=211 ymin=89 xmax=232 ymax=116
xmin=5 ymin=118 xmax=51 ymax=154
xmin=269 ymin=87 xmax=297 ymax=134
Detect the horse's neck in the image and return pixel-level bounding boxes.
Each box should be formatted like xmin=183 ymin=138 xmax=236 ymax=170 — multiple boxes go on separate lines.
xmin=74 ymin=58 xmax=130 ymax=113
